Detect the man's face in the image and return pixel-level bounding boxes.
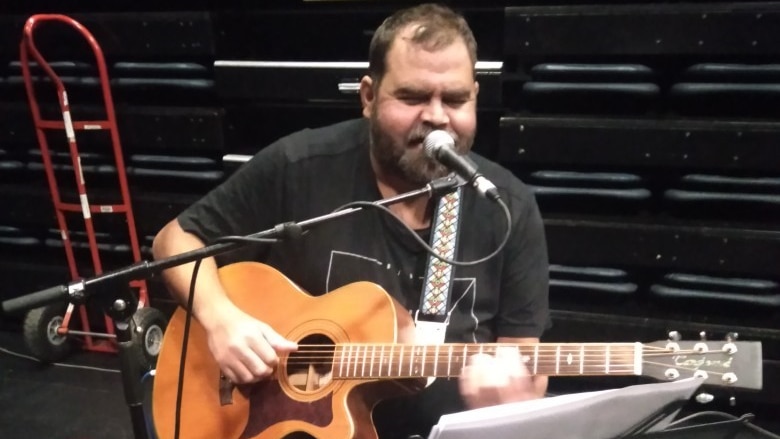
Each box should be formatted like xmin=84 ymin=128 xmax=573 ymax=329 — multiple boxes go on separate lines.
xmin=361 ymin=27 xmax=479 ymax=186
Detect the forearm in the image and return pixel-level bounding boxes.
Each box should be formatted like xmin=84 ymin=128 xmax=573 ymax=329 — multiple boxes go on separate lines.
xmin=151 ymin=219 xmax=236 ymax=330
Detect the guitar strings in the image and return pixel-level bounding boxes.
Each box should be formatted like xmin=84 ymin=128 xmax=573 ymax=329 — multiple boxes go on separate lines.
xmin=279 ymin=345 xmax=732 ymax=374
xmin=282 ymin=347 xmax=733 ymax=379
xmin=282 ymin=352 xmax=713 ymax=365
xmin=287 ymin=343 xmax=724 ymax=353
xmin=279 ymin=357 xmax=729 ymax=379
xmin=281 ymin=348 xmax=719 ymax=358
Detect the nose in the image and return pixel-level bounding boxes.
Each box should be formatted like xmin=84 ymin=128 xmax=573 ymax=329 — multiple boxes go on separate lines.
xmin=421 ymin=98 xmax=449 ymax=128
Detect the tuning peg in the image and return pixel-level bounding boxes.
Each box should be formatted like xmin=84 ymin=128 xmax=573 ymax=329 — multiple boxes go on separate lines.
xmin=666 ymin=331 xmax=682 ymax=351
xmin=699 ymin=331 xmax=707 ymax=341
xmin=722 ymin=332 xmax=739 ymax=354
xmin=729 ymin=395 xmax=737 ymax=407
xmin=695 ymin=392 xmax=714 ymax=404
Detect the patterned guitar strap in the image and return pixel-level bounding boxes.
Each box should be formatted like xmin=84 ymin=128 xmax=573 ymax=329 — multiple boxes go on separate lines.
xmin=415 ymin=186 xmax=463 ymax=345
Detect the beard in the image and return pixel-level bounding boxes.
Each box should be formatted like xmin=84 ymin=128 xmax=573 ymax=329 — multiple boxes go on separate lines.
xmin=369 ymin=109 xmax=475 ymax=186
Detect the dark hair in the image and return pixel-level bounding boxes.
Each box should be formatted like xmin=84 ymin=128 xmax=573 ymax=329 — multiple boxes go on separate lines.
xmin=368 ymin=3 xmax=478 ymax=85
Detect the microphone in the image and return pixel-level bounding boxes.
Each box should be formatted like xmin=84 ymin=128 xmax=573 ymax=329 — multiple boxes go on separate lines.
xmin=423 ymin=130 xmax=500 ymax=201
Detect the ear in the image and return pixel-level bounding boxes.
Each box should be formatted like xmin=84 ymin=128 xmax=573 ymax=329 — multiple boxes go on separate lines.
xmin=359 ymin=75 xmax=375 ymax=119
xmin=474 ymin=80 xmax=480 ymax=98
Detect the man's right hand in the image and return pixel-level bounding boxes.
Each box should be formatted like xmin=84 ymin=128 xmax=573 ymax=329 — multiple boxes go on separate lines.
xmin=204 ymin=305 xmax=298 ymax=384
xmin=152 ymin=219 xmax=298 ymax=383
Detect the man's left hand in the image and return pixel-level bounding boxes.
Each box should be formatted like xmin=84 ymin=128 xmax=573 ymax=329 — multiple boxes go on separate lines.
xmin=458 ymin=346 xmax=542 ymax=409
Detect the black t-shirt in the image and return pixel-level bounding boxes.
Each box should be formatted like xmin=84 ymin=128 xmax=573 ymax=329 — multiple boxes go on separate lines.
xmin=177 ymin=118 xmax=549 ymax=438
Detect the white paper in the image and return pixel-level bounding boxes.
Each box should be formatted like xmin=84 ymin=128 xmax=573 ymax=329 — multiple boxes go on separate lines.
xmin=428 ymin=378 xmax=704 ymax=439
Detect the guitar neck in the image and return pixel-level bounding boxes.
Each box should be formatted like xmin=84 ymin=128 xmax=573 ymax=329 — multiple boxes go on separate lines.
xmin=329 ymin=342 xmax=642 ymax=379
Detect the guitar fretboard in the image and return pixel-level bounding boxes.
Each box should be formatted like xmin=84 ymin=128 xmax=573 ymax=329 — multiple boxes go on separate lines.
xmin=330 ymin=343 xmax=640 ymax=379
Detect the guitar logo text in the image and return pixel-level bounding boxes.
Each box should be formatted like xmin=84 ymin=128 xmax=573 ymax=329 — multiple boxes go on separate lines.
xmin=673 ymin=355 xmax=733 ymax=370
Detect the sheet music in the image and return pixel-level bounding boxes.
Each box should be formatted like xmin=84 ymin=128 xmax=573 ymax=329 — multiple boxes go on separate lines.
xmin=428 ymin=378 xmax=704 ymax=439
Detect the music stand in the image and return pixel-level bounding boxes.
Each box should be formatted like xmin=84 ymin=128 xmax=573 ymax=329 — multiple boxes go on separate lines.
xmin=427 ymin=378 xmax=704 ymax=439
xmin=641 ymin=412 xmax=778 ymax=439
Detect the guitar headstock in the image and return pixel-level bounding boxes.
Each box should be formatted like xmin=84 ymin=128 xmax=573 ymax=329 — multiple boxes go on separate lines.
xmin=642 ymin=331 xmax=763 ymax=391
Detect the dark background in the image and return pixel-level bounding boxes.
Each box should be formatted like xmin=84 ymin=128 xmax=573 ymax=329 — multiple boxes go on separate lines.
xmin=0 ymin=0 xmax=778 ymax=438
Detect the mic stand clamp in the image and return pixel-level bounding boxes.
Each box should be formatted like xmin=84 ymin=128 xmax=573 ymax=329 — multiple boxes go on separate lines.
xmin=30 ymin=277 xmax=151 ymax=438
xmin=92 ymin=278 xmax=151 ymax=439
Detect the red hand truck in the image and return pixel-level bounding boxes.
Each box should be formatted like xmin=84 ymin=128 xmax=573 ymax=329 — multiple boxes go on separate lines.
xmin=19 ymin=14 xmax=166 ymax=370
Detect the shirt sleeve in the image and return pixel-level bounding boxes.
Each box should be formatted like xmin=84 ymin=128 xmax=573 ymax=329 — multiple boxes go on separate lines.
xmin=176 ymin=138 xmax=288 ymax=264
xmin=496 ymin=186 xmax=551 ymax=339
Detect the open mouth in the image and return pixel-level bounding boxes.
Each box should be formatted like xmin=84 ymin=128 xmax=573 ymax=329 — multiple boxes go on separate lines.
xmin=407 ymin=138 xmax=425 ymax=148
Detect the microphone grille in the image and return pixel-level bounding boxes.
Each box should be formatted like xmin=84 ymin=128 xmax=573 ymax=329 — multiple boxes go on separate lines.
xmin=423 ymin=130 xmax=454 ymax=157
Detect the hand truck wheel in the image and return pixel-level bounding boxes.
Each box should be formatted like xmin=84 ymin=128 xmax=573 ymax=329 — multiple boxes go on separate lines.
xmin=131 ymin=306 xmax=168 ymax=372
xmin=23 ymin=302 xmax=73 ymax=363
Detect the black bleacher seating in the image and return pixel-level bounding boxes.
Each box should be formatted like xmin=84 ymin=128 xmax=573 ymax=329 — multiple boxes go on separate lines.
xmin=499 ymin=116 xmax=780 ymax=173
xmin=0 ymin=148 xmax=25 ymax=183
xmin=671 ymin=63 xmax=780 ymax=117
xmin=127 ymin=154 xmax=224 ymax=193
xmin=520 ymin=63 xmax=660 ymax=115
xmin=504 ymin=3 xmax=780 ymax=57
xmin=526 ymin=170 xmax=652 ymax=214
xmin=665 ymin=174 xmax=780 ymax=221
xmin=214 ymin=6 xmax=504 ymax=60
xmin=651 ymin=273 xmax=780 ymax=308
xmin=549 ymin=264 xmax=638 ymax=298
xmin=214 ymin=60 xmax=503 ymax=107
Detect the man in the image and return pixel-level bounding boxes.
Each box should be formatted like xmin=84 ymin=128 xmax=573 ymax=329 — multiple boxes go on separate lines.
xmin=152 ymin=3 xmax=549 ymax=438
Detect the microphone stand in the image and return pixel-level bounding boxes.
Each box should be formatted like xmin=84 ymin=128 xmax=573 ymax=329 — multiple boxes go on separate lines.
xmin=0 ymin=175 xmax=461 ymax=439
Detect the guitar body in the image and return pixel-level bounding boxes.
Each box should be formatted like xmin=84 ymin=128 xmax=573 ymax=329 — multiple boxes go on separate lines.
xmin=151 ymin=262 xmax=763 ymax=438
xmin=152 ymin=262 xmax=422 ymax=439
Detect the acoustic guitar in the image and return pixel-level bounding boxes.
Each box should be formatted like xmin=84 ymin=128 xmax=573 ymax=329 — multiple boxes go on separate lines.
xmin=152 ymin=262 xmax=762 ymax=439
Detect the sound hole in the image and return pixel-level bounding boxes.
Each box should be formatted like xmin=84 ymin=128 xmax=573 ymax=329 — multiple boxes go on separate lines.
xmin=285 ymin=334 xmax=334 ymax=392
